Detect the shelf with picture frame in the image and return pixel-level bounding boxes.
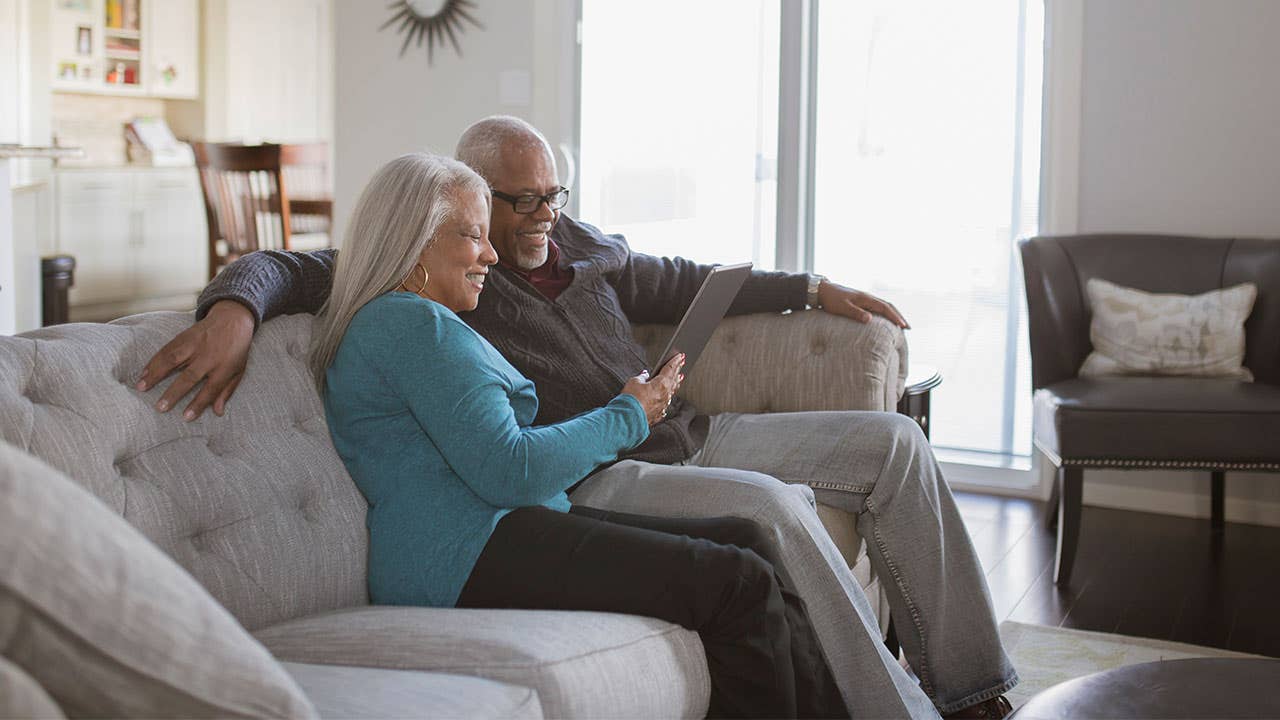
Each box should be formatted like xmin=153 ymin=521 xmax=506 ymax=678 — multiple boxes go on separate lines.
xmin=50 ymin=0 xmax=198 ymax=100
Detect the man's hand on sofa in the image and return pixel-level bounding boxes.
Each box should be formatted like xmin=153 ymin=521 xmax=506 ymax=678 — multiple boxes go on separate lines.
xmin=816 ymin=279 xmax=910 ymax=329
xmin=135 ymin=300 xmax=255 ymax=420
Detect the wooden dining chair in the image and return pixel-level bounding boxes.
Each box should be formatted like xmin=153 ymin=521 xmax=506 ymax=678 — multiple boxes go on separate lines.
xmin=280 ymin=142 xmax=333 ymax=243
xmin=193 ymin=142 xmax=293 ymax=279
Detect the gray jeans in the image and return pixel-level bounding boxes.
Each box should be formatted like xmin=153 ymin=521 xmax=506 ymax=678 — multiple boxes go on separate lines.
xmin=569 ymin=410 xmax=1017 ymax=718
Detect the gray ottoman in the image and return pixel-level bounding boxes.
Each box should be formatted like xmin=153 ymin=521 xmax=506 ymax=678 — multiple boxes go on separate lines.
xmin=1010 ymin=658 xmax=1280 ymax=719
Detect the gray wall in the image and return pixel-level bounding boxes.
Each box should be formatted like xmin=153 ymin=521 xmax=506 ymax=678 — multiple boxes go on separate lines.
xmin=1075 ymin=0 xmax=1280 ymax=523
xmin=331 ymin=0 xmax=574 ymax=242
xmin=1079 ymin=0 xmax=1280 ymax=236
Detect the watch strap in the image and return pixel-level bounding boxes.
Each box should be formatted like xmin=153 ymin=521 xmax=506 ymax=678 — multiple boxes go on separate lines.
xmin=806 ymin=274 xmax=825 ymax=308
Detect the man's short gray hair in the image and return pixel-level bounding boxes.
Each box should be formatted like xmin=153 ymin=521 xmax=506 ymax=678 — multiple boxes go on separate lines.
xmin=455 ymin=115 xmax=554 ymax=184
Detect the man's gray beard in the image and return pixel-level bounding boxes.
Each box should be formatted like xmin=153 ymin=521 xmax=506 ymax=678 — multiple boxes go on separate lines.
xmin=515 ymin=245 xmax=549 ymax=271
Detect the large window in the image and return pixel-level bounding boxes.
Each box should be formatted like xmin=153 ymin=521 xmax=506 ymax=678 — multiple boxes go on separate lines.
xmin=812 ymin=1 xmax=1042 ymax=458
xmin=580 ymin=0 xmax=1043 ymax=464
xmin=579 ymin=0 xmax=780 ymax=268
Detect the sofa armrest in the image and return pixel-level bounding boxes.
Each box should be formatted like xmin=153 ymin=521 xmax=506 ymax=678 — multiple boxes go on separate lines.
xmin=632 ymin=309 xmax=908 ymax=415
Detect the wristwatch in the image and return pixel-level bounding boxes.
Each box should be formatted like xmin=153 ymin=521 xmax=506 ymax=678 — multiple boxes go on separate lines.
xmin=806 ymin=274 xmax=826 ymax=309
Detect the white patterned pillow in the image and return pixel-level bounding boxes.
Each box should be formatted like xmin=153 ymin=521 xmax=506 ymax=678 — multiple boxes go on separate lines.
xmin=1080 ymin=279 xmax=1257 ymax=380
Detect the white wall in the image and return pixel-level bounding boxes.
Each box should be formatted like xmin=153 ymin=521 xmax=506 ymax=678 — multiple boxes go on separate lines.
xmin=331 ymin=0 xmax=576 ymax=241
xmin=1 ymin=0 xmax=53 ymax=336
xmin=1070 ymin=0 xmax=1280 ymax=525
xmin=1 ymin=1 xmax=19 ymax=145
xmin=0 ymin=0 xmax=51 ymax=153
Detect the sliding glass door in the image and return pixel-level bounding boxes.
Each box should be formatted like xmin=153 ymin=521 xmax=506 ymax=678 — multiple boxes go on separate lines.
xmin=811 ymin=0 xmax=1042 ymax=457
xmin=578 ymin=0 xmax=781 ymax=268
xmin=579 ymin=0 xmax=1044 ymax=464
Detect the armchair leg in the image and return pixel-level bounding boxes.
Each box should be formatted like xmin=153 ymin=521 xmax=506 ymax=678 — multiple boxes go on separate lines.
xmin=1211 ymin=470 xmax=1225 ymax=533
xmin=1053 ymin=466 xmax=1083 ymax=586
xmin=1044 ymin=471 xmax=1061 ymax=531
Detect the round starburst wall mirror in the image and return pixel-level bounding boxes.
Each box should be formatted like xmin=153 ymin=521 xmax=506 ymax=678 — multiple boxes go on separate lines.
xmin=380 ymin=0 xmax=483 ymax=63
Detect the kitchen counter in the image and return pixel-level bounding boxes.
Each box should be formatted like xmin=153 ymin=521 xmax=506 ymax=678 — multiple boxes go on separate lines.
xmin=0 ymin=145 xmax=84 ymax=160
xmin=2 ymin=146 xmax=84 ymax=335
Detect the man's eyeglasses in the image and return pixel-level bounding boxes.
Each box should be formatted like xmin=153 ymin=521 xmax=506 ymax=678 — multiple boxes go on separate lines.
xmin=491 ymin=187 xmax=570 ymax=215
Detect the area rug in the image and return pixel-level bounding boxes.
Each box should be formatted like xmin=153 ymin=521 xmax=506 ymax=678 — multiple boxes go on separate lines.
xmin=999 ymin=621 xmax=1262 ymax=709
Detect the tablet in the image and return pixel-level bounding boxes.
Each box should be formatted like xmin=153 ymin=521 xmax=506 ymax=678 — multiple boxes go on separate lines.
xmin=654 ymin=262 xmax=753 ymax=373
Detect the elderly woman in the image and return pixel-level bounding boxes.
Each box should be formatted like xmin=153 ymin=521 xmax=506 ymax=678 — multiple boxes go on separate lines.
xmin=310 ymin=153 xmax=846 ymax=719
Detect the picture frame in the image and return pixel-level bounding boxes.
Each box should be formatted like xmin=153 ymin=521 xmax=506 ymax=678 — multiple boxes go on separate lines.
xmin=76 ymin=25 xmax=92 ymax=55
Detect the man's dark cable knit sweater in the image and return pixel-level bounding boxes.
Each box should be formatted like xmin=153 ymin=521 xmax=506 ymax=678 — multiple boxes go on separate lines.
xmin=197 ymin=215 xmax=811 ymax=464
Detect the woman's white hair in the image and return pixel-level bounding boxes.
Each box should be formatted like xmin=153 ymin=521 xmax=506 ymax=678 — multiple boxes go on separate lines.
xmin=455 ymin=115 xmax=555 ymax=183
xmin=309 ymin=152 xmax=490 ymax=390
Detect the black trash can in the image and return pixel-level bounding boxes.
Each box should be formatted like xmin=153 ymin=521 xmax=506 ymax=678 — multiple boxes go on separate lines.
xmin=41 ymin=255 xmax=76 ymax=327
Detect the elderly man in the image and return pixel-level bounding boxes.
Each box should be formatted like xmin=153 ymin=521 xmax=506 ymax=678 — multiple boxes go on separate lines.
xmin=140 ymin=116 xmax=1016 ymax=718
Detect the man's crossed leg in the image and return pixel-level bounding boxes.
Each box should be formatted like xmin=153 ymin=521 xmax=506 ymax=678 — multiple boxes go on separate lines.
xmin=570 ymin=410 xmax=1016 ymax=718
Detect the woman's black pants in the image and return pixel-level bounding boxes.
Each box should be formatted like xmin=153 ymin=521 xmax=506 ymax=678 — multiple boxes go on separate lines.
xmin=456 ymin=504 xmax=848 ymax=719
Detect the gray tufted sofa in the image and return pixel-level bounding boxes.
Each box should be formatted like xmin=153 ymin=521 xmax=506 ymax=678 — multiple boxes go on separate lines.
xmin=0 ymin=307 xmax=905 ymax=718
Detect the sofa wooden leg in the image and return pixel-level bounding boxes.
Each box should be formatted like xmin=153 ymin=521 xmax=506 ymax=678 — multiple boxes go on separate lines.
xmin=1211 ymin=470 xmax=1225 ymax=533
xmin=1053 ymin=466 xmax=1083 ymax=586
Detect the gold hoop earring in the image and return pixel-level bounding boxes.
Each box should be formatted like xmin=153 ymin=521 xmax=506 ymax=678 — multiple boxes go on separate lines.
xmin=400 ymin=263 xmax=429 ymax=298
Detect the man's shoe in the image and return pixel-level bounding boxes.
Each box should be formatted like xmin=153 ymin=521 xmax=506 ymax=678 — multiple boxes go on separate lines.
xmin=945 ymin=695 xmax=1013 ymax=719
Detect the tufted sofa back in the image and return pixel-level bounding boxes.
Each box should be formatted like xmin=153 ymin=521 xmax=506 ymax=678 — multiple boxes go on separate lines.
xmin=0 ymin=312 xmax=369 ymax=631
xmin=633 ymin=311 xmax=907 ymax=414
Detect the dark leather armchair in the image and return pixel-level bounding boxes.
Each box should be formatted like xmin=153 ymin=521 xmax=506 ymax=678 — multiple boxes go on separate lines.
xmin=1019 ymin=234 xmax=1280 ymax=585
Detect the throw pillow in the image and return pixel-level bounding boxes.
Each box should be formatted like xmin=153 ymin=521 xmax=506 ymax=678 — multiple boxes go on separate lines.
xmin=1080 ymin=278 xmax=1257 ymax=380
xmin=0 ymin=440 xmax=318 ymax=719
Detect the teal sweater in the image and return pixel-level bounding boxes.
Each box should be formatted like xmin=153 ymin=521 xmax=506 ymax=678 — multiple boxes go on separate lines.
xmin=324 ymin=292 xmax=650 ymax=607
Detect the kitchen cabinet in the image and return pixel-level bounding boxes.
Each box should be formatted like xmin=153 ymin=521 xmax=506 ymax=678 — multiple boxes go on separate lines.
xmin=50 ymin=0 xmax=199 ymax=99
xmin=56 ymin=167 xmax=206 ymax=319
xmin=144 ymin=0 xmax=198 ymax=98
xmin=197 ymin=0 xmax=331 ymax=143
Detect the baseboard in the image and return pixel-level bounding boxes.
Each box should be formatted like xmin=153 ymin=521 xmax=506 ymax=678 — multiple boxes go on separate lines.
xmin=943 ymin=453 xmax=1280 ymax=528
xmin=1082 ymin=483 xmax=1280 ymax=528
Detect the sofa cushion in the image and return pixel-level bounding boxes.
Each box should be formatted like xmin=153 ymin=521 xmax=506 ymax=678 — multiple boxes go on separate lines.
xmin=0 ymin=655 xmax=65 ymax=719
xmin=254 ymin=606 xmax=710 ymax=719
xmin=282 ymin=662 xmax=543 ymax=719
xmin=0 ymin=313 xmax=369 ymax=631
xmin=0 ymin=440 xmax=317 ymax=719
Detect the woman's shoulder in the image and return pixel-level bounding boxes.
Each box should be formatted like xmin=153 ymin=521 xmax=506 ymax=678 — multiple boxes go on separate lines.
xmin=350 ymin=292 xmax=462 ymax=333
xmin=346 ymin=292 xmax=485 ymax=358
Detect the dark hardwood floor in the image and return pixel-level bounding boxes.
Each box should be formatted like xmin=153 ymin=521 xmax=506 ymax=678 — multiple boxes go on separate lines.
xmin=954 ymin=491 xmax=1280 ymax=657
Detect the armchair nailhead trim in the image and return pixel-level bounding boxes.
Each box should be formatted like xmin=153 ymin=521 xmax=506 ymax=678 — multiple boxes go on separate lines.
xmin=1062 ymin=458 xmax=1280 ymax=471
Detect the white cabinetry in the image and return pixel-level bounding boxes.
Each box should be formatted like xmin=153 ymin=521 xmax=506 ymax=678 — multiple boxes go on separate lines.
xmin=50 ymin=0 xmax=199 ymax=99
xmin=57 ymin=171 xmax=133 ymax=306
xmin=200 ymin=0 xmax=331 ymax=142
xmin=144 ymin=0 xmax=198 ymax=98
xmin=56 ymin=167 xmax=206 ymax=320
